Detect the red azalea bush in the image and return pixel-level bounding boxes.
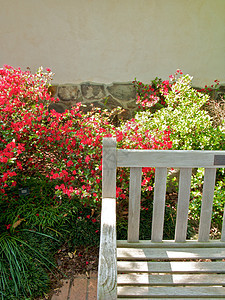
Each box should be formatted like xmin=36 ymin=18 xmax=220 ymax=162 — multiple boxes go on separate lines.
xmin=0 ymin=65 xmax=56 ymax=193
xmin=0 ymin=65 xmax=173 ymax=234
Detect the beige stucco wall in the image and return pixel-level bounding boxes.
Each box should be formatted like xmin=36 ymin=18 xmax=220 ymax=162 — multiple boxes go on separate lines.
xmin=0 ymin=0 xmax=224 ymax=86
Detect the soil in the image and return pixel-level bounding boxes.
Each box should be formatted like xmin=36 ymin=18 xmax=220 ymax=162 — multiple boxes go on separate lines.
xmin=36 ymin=244 xmax=99 ymax=299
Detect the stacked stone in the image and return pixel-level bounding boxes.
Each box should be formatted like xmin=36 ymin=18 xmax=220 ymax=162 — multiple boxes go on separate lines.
xmin=48 ymin=82 xmax=137 ymax=119
xmin=48 ymin=82 xmax=225 ymax=120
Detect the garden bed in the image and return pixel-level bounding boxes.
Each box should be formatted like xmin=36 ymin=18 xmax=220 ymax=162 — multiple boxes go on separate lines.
xmin=0 ymin=66 xmax=224 ymax=299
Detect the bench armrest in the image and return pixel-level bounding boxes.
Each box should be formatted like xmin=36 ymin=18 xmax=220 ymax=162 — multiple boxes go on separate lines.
xmin=97 ymin=197 xmax=117 ymax=300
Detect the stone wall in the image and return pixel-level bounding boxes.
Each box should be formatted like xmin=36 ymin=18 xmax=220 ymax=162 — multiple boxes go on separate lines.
xmin=48 ymin=82 xmax=137 ymax=119
xmin=48 ymin=82 xmax=225 ymax=120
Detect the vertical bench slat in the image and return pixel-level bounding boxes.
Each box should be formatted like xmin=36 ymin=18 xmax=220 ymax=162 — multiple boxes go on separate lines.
xmin=221 ymin=206 xmax=225 ymax=242
xmin=198 ymin=168 xmax=217 ymax=242
xmin=128 ymin=167 xmax=142 ymax=242
xmin=175 ymin=168 xmax=192 ymax=242
xmin=151 ymin=167 xmax=167 ymax=242
xmin=102 ymin=138 xmax=117 ymax=198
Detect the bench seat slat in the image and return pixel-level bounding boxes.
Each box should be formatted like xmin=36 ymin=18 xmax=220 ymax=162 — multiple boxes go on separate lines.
xmin=117 ymin=240 xmax=225 ymax=248
xmin=117 ymin=261 xmax=225 ymax=273
xmin=118 ymin=298 xmax=223 ymax=300
xmin=117 ymin=247 xmax=225 ymax=260
xmin=117 ymin=273 xmax=225 ymax=285
xmin=117 ymin=286 xmax=225 ymax=297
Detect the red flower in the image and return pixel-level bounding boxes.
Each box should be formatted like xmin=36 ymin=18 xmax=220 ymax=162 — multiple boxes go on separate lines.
xmin=67 ymin=160 xmax=73 ymax=167
xmin=85 ymin=155 xmax=90 ymax=163
xmin=16 ymin=161 xmax=23 ymax=170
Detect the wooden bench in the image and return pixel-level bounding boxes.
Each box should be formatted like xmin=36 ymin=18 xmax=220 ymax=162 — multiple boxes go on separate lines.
xmin=97 ymin=137 xmax=225 ymax=299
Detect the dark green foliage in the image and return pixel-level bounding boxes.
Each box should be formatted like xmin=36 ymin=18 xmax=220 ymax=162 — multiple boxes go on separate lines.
xmin=64 ymin=205 xmax=100 ymax=248
xmin=0 ymin=174 xmax=80 ymax=233
xmin=0 ymin=230 xmax=59 ymax=300
xmin=116 ymin=196 xmax=178 ymax=241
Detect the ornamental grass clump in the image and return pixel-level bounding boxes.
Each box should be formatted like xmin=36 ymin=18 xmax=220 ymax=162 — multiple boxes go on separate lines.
xmin=0 ymin=231 xmax=59 ymax=300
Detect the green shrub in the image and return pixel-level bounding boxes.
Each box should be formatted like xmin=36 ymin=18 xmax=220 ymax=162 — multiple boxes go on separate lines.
xmin=134 ymin=74 xmax=224 ymax=150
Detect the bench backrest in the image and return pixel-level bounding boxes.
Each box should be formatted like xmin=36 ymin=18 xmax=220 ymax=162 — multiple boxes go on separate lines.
xmin=102 ymin=137 xmax=225 ymax=243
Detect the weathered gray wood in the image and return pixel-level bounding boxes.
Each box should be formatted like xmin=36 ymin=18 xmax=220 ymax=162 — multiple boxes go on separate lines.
xmin=128 ymin=167 xmax=142 ymax=242
xmin=117 ymin=240 xmax=225 ymax=248
xmin=97 ymin=198 xmax=117 ymax=300
xmin=117 ymin=149 xmax=225 ymax=168
xmin=175 ymin=168 xmax=192 ymax=242
xmin=118 ymin=298 xmax=222 ymax=300
xmin=198 ymin=168 xmax=216 ymax=242
xmin=102 ymin=138 xmax=117 ymax=199
xmin=221 ymin=204 xmax=225 ymax=242
xmin=117 ymin=286 xmax=225 ymax=297
xmin=117 ymin=273 xmax=225 ymax=285
xmin=117 ymin=247 xmax=225 ymax=260
xmin=98 ymin=138 xmax=225 ymax=299
xmin=151 ymin=167 xmax=167 ymax=242
xmin=117 ymin=261 xmax=225 ymax=273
